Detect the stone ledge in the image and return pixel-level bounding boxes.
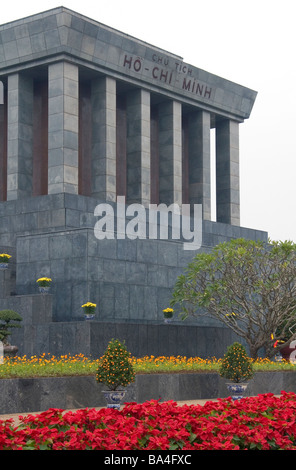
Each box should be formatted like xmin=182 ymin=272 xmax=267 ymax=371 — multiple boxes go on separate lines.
xmin=0 ymin=294 xmax=53 ymax=324
xmin=0 ymin=371 xmax=294 ymax=414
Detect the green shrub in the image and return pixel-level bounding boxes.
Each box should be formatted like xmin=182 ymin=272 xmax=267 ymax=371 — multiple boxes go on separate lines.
xmin=96 ymin=339 xmax=135 ymax=391
xmin=219 ymin=342 xmax=254 ymax=383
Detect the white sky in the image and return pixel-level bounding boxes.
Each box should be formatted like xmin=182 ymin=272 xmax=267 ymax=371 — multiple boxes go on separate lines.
xmin=1 ymin=0 xmax=295 ymax=242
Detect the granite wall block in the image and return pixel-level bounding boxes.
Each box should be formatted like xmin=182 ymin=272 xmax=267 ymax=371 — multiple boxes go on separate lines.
xmin=10 ymin=321 xmax=239 ymax=359
xmin=1 ymin=371 xmax=296 ymax=414
xmin=0 ymin=294 xmax=52 ymax=324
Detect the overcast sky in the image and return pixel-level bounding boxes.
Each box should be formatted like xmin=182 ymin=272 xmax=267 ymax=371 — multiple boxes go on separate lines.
xmin=1 ymin=0 xmax=295 ymax=242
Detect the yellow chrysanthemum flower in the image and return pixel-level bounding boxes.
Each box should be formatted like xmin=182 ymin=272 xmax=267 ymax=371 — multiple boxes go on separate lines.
xmin=81 ymin=302 xmax=97 ymax=308
xmin=0 ymin=253 xmax=11 ymax=260
xmin=36 ymin=277 xmax=52 ymax=283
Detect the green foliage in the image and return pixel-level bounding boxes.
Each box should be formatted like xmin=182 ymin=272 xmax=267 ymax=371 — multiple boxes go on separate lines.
xmin=0 ymin=309 xmax=22 ymax=343
xmin=219 ymin=342 xmax=254 ymax=383
xmin=96 ymin=339 xmax=135 ymax=391
xmin=171 ymin=238 xmax=296 ymax=358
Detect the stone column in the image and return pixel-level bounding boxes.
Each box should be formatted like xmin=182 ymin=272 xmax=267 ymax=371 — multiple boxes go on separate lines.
xmin=188 ymin=110 xmax=211 ymax=220
xmin=216 ymin=119 xmax=240 ymax=225
xmin=126 ymin=89 xmax=151 ymax=207
xmin=7 ymin=74 xmax=33 ymax=200
xmin=91 ymin=76 xmax=116 ymax=201
xmin=158 ymin=100 xmax=182 ymax=206
xmin=48 ymin=62 xmax=79 ymax=195
xmin=0 ymin=82 xmax=7 ymax=201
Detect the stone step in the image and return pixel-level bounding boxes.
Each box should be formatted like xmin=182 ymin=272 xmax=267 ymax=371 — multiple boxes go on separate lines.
xmin=0 ymin=294 xmax=53 ymax=324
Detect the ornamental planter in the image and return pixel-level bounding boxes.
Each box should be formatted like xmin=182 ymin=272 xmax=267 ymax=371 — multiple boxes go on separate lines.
xmin=280 ymin=341 xmax=296 ymax=362
xmin=38 ymin=286 xmax=50 ymax=294
xmin=226 ymin=383 xmax=248 ymax=400
xmin=81 ymin=302 xmax=96 ymax=320
xmin=84 ymin=313 xmax=95 ymax=320
xmin=163 ymin=308 xmax=174 ymax=323
xmin=0 ymin=254 xmax=11 ymax=269
xmin=36 ymin=277 xmax=52 ymax=294
xmin=102 ymin=390 xmax=126 ymax=409
xmin=3 ymin=344 xmax=18 ymax=357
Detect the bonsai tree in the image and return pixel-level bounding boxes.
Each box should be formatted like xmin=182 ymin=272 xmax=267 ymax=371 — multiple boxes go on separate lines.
xmin=171 ymin=238 xmax=296 ymax=358
xmin=96 ymin=339 xmax=135 ymax=391
xmin=0 ymin=309 xmax=23 ymax=345
xmin=219 ymin=342 xmax=254 ymax=383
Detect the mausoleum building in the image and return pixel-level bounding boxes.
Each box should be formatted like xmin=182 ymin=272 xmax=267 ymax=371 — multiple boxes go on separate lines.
xmin=0 ymin=7 xmax=267 ymax=358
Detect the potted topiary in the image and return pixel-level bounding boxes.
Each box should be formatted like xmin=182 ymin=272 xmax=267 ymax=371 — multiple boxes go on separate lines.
xmin=219 ymin=342 xmax=254 ymax=400
xmin=0 ymin=309 xmax=23 ymax=357
xmin=96 ymin=338 xmax=135 ymax=409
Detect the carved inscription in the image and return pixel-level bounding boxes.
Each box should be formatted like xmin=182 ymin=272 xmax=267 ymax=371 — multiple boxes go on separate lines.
xmin=122 ymin=54 xmax=213 ymax=100
xmin=182 ymin=78 xmax=212 ymax=99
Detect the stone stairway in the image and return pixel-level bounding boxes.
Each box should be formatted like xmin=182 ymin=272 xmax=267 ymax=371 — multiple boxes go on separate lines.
xmin=0 ymin=246 xmax=53 ymax=353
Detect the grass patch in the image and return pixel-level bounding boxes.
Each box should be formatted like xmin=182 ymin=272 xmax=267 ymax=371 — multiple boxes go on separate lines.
xmin=0 ymin=353 xmax=295 ymax=379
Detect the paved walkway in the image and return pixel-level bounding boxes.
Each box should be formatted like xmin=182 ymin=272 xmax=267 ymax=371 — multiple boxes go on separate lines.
xmin=0 ymin=399 xmax=217 ymax=426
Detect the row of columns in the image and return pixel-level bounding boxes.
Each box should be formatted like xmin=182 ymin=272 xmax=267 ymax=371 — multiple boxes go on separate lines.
xmin=0 ymin=61 xmax=240 ymax=225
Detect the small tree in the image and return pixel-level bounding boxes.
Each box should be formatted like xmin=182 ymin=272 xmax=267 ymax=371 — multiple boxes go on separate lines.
xmin=96 ymin=339 xmax=135 ymax=391
xmin=171 ymin=238 xmax=296 ymax=358
xmin=219 ymin=342 xmax=254 ymax=383
xmin=0 ymin=309 xmax=22 ymax=345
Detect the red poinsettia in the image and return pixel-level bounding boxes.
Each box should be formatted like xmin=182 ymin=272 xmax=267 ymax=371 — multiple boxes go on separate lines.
xmin=1 ymin=392 xmax=296 ymax=450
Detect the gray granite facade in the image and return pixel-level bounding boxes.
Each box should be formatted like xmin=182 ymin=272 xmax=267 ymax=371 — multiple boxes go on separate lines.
xmin=0 ymin=8 xmax=267 ymax=358
xmin=0 ymin=193 xmax=267 ymax=357
xmin=0 ymin=193 xmax=267 ymax=324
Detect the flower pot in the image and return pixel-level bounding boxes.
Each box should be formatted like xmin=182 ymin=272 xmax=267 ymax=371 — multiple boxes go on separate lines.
xmin=4 ymin=344 xmax=18 ymax=358
xmin=81 ymin=302 xmax=96 ymax=319
xmin=38 ymin=286 xmax=50 ymax=294
xmin=0 ymin=254 xmax=11 ymax=267
xmin=84 ymin=313 xmax=95 ymax=320
xmin=226 ymin=383 xmax=248 ymax=400
xmin=102 ymin=390 xmax=126 ymax=409
xmin=280 ymin=341 xmax=296 ymax=362
xmin=163 ymin=308 xmax=174 ymax=323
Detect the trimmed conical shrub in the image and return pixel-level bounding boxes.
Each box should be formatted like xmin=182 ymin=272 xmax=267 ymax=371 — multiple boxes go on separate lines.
xmin=219 ymin=342 xmax=254 ymax=383
xmin=96 ymin=339 xmax=135 ymax=391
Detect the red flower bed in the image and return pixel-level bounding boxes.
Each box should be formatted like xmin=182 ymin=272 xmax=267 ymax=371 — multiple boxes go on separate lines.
xmin=1 ymin=391 xmax=296 ymax=450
